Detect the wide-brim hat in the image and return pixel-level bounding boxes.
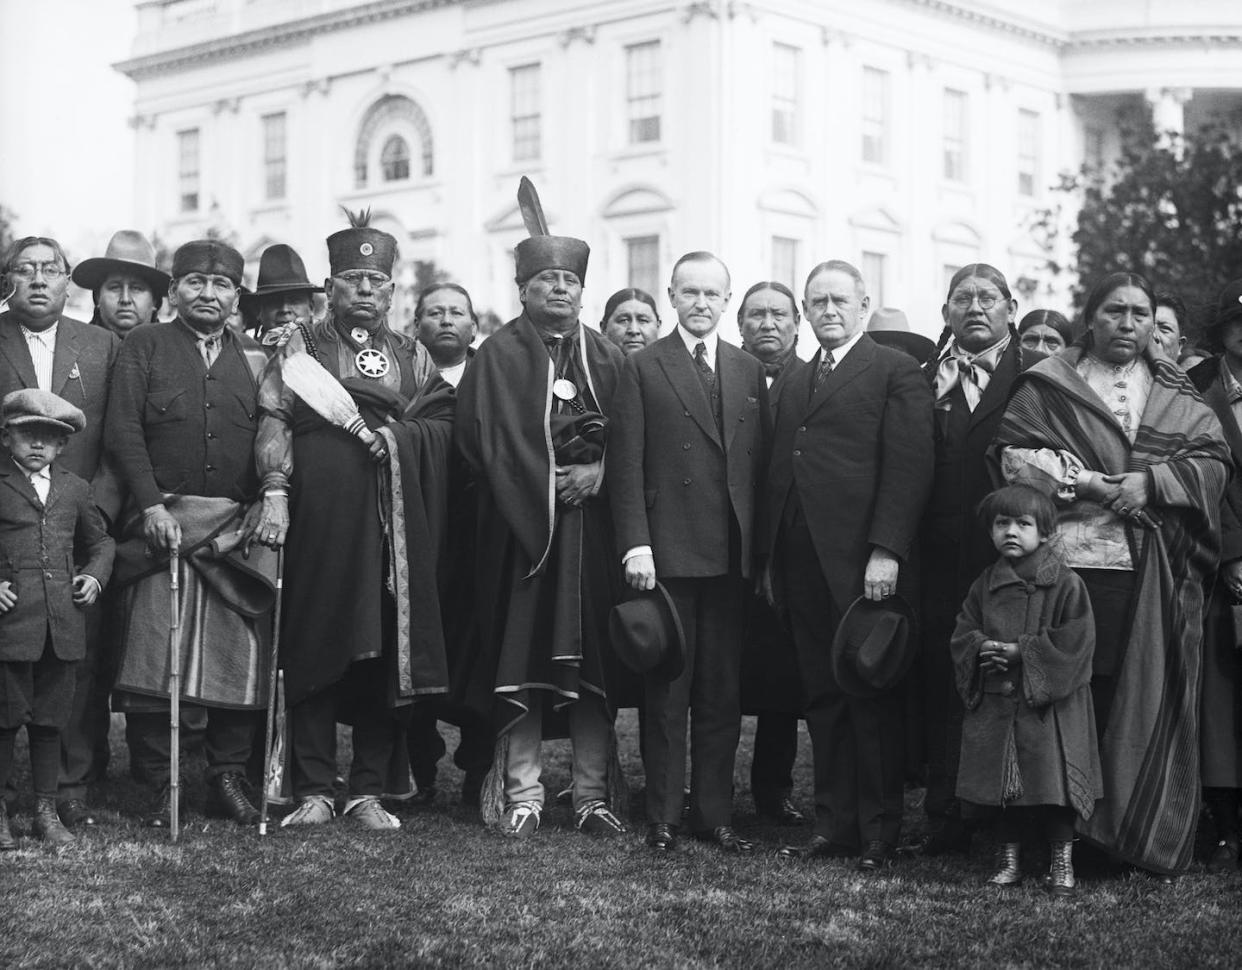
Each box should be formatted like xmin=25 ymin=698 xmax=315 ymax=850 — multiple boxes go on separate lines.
xmin=1211 ymin=278 xmax=1242 ymax=330
xmin=869 ymin=329 xmax=937 ymax=364
xmin=830 ymin=595 xmax=917 ymax=698
xmin=240 ymin=244 xmax=322 ymax=309
xmin=608 ymin=582 xmax=685 ymax=682
xmin=71 ymin=229 xmax=170 ymax=295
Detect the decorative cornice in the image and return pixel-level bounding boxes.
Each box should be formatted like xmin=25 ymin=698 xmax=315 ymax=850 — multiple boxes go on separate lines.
xmin=557 ymin=25 xmax=597 ymax=48
xmin=1066 ymin=31 xmax=1242 ymax=50
xmin=681 ymin=2 xmax=718 ymax=25
xmin=113 ymin=0 xmax=461 ymax=80
xmin=448 ymin=47 xmax=482 ymax=68
xmin=892 ymin=0 xmax=1066 ymax=49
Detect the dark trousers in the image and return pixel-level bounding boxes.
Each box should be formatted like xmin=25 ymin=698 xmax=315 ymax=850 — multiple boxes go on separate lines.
xmin=290 ymin=658 xmax=408 ymax=799
xmin=126 ymin=707 xmax=258 ymax=787
xmin=783 ymin=521 xmax=904 ymax=847
xmin=59 ymin=599 xmax=117 ymax=800
xmin=751 ymin=712 xmax=798 ymax=802
xmin=0 ymin=725 xmax=60 ymax=799
xmin=406 ymin=703 xmax=493 ymax=791
xmin=644 ymin=574 xmax=745 ymax=830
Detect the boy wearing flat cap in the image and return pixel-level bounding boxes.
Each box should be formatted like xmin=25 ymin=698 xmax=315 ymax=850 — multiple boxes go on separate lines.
xmin=0 ymin=389 xmax=114 ymax=850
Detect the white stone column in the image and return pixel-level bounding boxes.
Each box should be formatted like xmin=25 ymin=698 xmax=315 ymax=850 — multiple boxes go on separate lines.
xmin=1145 ymin=87 xmax=1193 ymax=153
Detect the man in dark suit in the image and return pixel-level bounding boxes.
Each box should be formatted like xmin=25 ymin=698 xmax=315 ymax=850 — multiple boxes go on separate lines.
xmin=107 ymin=239 xmax=268 ymax=829
xmin=0 ymin=236 xmax=123 ymax=829
xmin=737 ymin=281 xmax=806 ymax=825
xmin=918 ymin=263 xmax=1040 ymax=854
xmin=609 ymin=251 xmax=770 ymax=854
xmin=768 ymin=260 xmax=933 ymax=870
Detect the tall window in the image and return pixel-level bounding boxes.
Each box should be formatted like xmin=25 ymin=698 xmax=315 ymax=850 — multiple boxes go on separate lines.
xmin=771 ymin=43 xmax=801 ymax=146
xmin=772 ymin=237 xmax=799 ymax=293
xmin=626 ymin=235 xmax=660 ymax=296
xmin=861 ymin=67 xmax=890 ymax=165
xmin=381 ymin=135 xmax=411 ymax=182
xmin=262 ymin=112 xmax=287 ymax=201
xmin=178 ymin=128 xmax=200 ymax=213
xmin=626 ymin=41 xmax=663 ymax=145
xmin=510 ymin=63 xmax=541 ymax=162
xmin=1017 ymin=109 xmax=1040 ymax=197
xmin=943 ymin=89 xmax=967 ymax=182
xmin=862 ymin=251 xmax=886 ymax=309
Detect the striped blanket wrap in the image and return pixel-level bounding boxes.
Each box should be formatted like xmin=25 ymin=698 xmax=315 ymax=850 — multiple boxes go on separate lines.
xmin=995 ymin=350 xmax=1229 ymax=874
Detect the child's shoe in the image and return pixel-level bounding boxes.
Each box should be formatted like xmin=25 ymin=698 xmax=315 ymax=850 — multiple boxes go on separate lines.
xmin=33 ymin=797 xmax=74 ymax=847
xmin=988 ymin=842 xmax=1022 ymax=886
xmin=1047 ymin=840 xmax=1076 ymax=897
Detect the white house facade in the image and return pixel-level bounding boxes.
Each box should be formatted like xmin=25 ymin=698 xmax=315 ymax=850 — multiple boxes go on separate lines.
xmin=117 ymin=0 xmax=1242 ymax=340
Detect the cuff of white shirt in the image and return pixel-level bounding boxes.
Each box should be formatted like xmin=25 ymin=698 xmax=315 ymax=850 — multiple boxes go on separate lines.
xmin=77 ymin=575 xmax=102 ymax=597
xmin=622 ymin=545 xmax=652 ymax=565
xmin=1073 ymin=469 xmax=1098 ymax=498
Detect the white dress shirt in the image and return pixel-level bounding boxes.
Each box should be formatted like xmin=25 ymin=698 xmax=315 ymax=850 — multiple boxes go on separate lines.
xmin=677 ymin=326 xmax=719 ymax=371
xmin=18 ymin=461 xmax=51 ymax=504
xmin=21 ymin=322 xmax=57 ymax=392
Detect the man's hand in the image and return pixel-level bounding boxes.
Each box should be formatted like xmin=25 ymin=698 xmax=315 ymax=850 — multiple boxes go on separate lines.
xmin=0 ymin=580 xmax=17 ymax=613
xmin=247 ymin=494 xmax=289 ymax=552
xmin=625 ymin=553 xmax=657 ymax=591
xmin=143 ymin=505 xmax=182 ymax=555
xmin=72 ymin=574 xmax=101 ymax=606
xmin=1222 ymin=559 xmax=1242 ymax=600
xmin=979 ymin=639 xmax=1020 ymax=673
xmin=864 ymin=547 xmax=899 ymax=601
xmin=555 ymin=461 xmax=602 ymax=508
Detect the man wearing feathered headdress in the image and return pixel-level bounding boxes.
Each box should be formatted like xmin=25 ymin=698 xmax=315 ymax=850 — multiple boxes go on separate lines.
xmin=454 ymin=181 xmax=629 ymax=839
xmin=252 ymin=210 xmax=455 ymax=830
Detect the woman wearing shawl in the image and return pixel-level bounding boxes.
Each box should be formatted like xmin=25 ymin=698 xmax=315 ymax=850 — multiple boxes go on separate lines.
xmin=993 ymin=271 xmax=1230 ymax=877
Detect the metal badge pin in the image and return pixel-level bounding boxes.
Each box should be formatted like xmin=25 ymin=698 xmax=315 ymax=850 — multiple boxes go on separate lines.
xmin=350 ymin=327 xmax=369 ymax=344
xmin=552 ymin=378 xmax=578 ymax=401
xmin=356 ymin=348 xmax=390 ymax=378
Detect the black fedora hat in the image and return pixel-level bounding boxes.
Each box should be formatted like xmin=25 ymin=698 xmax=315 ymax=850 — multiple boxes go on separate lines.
xmin=608 ymin=582 xmax=685 ymax=681
xmin=830 ymin=595 xmax=917 ymax=698
xmin=241 ymin=244 xmax=322 ymax=308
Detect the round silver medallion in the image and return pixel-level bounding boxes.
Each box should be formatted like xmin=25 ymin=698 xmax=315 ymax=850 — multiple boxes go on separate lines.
xmin=360 ymin=242 xmax=374 ymax=257
xmin=356 ymin=348 xmax=390 ymax=378
xmin=552 ymin=378 xmax=578 ymax=401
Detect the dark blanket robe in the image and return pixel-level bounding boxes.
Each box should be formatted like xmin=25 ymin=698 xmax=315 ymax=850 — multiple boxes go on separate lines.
xmin=455 ymin=314 xmax=624 ymax=733
xmin=270 ymin=328 xmax=454 ymax=716
xmin=995 ymin=350 xmax=1229 ymax=874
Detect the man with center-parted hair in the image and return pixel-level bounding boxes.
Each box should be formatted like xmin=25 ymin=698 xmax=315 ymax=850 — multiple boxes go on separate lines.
xmin=106 ymin=239 xmax=274 ymax=829
xmin=0 ymin=235 xmax=123 ymax=830
xmin=767 ymin=259 xmax=933 ymax=870
xmin=609 ymin=251 xmax=771 ymax=854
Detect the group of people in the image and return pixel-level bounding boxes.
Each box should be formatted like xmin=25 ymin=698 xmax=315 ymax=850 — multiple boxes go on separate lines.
xmin=0 ymin=204 xmax=1239 ymax=902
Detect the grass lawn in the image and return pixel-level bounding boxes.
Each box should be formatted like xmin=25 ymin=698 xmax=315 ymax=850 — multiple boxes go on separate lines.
xmin=2 ymin=710 xmax=1240 ymax=969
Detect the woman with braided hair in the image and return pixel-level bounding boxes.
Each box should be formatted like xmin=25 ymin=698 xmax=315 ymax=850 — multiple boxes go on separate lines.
xmin=915 ymin=263 xmax=1043 ymax=856
xmin=994 ymin=271 xmax=1229 ymax=879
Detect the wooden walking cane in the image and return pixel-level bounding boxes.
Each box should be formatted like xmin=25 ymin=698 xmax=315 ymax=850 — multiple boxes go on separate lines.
xmin=168 ymin=550 xmax=181 ymax=843
xmin=259 ymin=549 xmax=284 ymax=836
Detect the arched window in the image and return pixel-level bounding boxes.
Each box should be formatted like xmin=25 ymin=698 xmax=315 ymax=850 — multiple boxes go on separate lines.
xmin=381 ymin=135 xmax=411 ymax=182
xmin=354 ymin=95 xmax=434 ymax=188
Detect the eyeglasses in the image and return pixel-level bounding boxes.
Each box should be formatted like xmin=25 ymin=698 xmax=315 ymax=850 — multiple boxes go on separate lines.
xmin=336 ymin=271 xmax=390 ymax=288
xmin=949 ymin=292 xmax=1001 ymax=311
xmin=179 ymin=274 xmax=237 ymax=294
xmin=8 ymin=263 xmax=66 ymax=282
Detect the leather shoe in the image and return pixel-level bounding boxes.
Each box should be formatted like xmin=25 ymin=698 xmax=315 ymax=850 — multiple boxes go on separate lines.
xmin=646 ymin=822 xmax=677 ymax=851
xmin=57 ymin=798 xmax=97 ymax=829
xmin=145 ymin=786 xmax=174 ymax=829
xmin=33 ymin=797 xmax=74 ymax=847
xmin=208 ymin=772 xmax=261 ymax=826
xmin=777 ymin=833 xmax=858 ymax=860
xmin=0 ymin=805 xmax=15 ymax=851
xmin=696 ymin=825 xmax=754 ymax=853
xmin=858 ymin=839 xmax=896 ymax=871
xmin=757 ymin=795 xmax=807 ymax=826
xmin=1208 ymin=837 xmax=1240 ymax=873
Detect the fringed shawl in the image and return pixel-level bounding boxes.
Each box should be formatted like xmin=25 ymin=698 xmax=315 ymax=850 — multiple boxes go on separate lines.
xmin=994 ymin=350 xmax=1230 ymax=873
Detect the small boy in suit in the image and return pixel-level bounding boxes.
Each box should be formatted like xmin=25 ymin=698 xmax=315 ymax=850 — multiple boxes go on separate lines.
xmin=0 ymin=389 xmax=114 ymax=849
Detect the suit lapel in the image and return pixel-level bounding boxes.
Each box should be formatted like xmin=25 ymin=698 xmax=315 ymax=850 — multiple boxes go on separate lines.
xmin=0 ymin=463 xmax=42 ymax=511
xmin=51 ymin=317 xmax=81 ymax=396
xmin=655 ymin=335 xmax=722 ymax=449
xmin=44 ymin=466 xmax=65 ymax=513
xmin=0 ymin=316 xmax=39 ymax=390
xmin=968 ymin=340 xmax=1019 ymax=432
xmin=803 ymin=336 xmax=876 ymax=420
xmin=718 ymin=343 xmax=749 ymax=451
xmin=1202 ymin=371 xmax=1242 ymax=471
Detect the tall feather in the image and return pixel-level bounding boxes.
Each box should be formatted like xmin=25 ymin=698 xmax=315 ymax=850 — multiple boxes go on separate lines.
xmin=281 ymin=351 xmax=376 ymax=445
xmin=517 ymin=176 xmax=549 ymax=237
xmin=339 ymin=205 xmax=372 ymax=228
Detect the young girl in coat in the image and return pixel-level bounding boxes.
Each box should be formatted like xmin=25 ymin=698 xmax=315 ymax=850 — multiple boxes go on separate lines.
xmin=951 ymin=484 xmax=1101 ymax=897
